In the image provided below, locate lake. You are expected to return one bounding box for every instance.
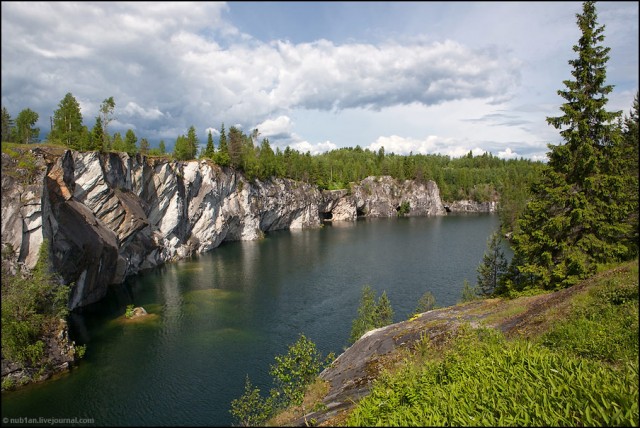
[1,213,506,426]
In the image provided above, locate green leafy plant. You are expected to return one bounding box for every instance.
[230,334,334,426]
[125,304,135,319]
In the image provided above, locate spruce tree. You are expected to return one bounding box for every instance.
[216,123,230,167]
[1,106,14,142]
[477,231,508,296]
[512,1,631,289]
[203,130,215,159]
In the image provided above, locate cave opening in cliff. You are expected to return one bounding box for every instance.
[322,211,333,221]
[356,208,366,217]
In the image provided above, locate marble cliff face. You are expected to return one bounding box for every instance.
[2,149,449,310]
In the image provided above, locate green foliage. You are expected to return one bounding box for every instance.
[2,106,14,142]
[540,263,639,363]
[459,279,479,303]
[75,344,87,359]
[476,231,508,296]
[230,376,273,427]
[511,1,636,291]
[397,201,410,217]
[112,132,125,152]
[349,285,394,344]
[139,138,149,156]
[347,325,638,427]
[49,93,84,149]
[269,334,335,406]
[99,96,115,149]
[90,117,104,151]
[1,240,70,366]
[124,129,138,156]
[13,108,39,144]
[414,291,436,315]
[230,334,334,426]
[202,130,215,159]
[125,304,135,319]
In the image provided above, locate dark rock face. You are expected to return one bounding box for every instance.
[2,150,447,311]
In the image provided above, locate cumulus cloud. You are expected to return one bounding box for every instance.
[367,135,486,158]
[1,2,521,144]
[290,140,338,155]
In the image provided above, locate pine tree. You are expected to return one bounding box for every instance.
[477,231,508,296]
[512,1,632,289]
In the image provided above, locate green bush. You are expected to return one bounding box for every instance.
[125,304,135,319]
[1,240,70,366]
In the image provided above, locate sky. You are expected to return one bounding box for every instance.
[1,1,638,161]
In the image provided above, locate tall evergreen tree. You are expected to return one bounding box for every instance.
[477,231,508,296]
[216,123,230,167]
[228,125,244,168]
[186,126,198,160]
[159,139,166,155]
[620,91,639,257]
[203,130,215,159]
[512,1,630,290]
[50,93,84,149]
[90,117,104,151]
[2,106,14,142]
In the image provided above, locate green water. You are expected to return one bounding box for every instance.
[2,214,504,426]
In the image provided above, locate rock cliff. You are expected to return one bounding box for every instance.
[2,149,447,311]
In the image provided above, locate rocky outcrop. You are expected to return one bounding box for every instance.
[352,176,446,217]
[443,199,498,213]
[2,150,447,311]
[1,319,80,391]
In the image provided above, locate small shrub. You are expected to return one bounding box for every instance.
[125,304,135,319]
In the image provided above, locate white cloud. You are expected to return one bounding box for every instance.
[367,135,486,158]
[123,102,164,120]
[290,140,338,155]
[253,116,294,139]
[497,148,519,160]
